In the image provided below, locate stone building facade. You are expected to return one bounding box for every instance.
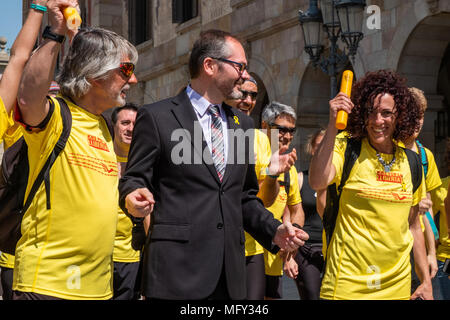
[20,0,450,175]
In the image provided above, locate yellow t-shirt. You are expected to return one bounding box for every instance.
[0,95,12,139]
[263,165,302,276]
[0,109,23,269]
[320,136,426,300]
[417,145,441,232]
[12,96,119,300]
[245,129,271,257]
[113,207,140,263]
[431,176,450,262]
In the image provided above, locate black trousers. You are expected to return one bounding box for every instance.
[293,243,324,300]
[245,253,265,300]
[0,267,13,300]
[113,261,141,300]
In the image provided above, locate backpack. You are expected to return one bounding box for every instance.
[416,139,439,240]
[0,97,72,254]
[322,137,423,256]
[0,97,114,255]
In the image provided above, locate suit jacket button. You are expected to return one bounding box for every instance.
[217,223,223,229]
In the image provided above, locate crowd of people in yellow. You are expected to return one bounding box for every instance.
[0,0,449,301]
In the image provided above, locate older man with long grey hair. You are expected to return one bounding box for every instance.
[14,0,138,300]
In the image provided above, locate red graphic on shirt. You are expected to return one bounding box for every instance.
[101,162,115,173]
[376,171,403,184]
[391,192,407,201]
[68,153,118,176]
[88,135,109,152]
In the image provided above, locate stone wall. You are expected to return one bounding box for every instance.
[18,0,450,175]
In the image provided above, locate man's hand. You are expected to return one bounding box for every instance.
[411,280,433,300]
[273,221,309,252]
[125,188,155,218]
[418,198,432,215]
[267,145,297,176]
[283,251,299,279]
[47,0,79,36]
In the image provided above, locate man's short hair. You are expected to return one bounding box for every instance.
[409,87,427,116]
[188,29,241,79]
[261,101,297,124]
[245,76,257,86]
[57,27,138,99]
[111,103,139,125]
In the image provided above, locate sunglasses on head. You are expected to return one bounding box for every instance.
[270,123,296,135]
[240,90,257,101]
[119,62,135,78]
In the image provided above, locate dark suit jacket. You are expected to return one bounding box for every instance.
[119,90,281,299]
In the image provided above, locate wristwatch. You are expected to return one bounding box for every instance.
[42,26,65,43]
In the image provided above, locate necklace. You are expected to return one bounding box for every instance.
[376,146,396,172]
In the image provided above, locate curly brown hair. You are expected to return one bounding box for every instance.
[347,70,421,142]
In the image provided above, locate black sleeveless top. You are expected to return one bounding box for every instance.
[300,170,323,244]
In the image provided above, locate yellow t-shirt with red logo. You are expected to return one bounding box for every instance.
[263,165,302,276]
[320,136,426,300]
[431,176,450,262]
[12,96,119,300]
[245,129,271,257]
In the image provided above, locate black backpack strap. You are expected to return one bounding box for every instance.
[338,138,361,195]
[21,97,72,213]
[323,137,361,248]
[101,113,115,141]
[415,140,428,177]
[402,147,422,194]
[284,169,290,196]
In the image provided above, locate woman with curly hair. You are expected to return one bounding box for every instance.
[309,69,432,300]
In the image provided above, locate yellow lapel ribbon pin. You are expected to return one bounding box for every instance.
[234,116,239,125]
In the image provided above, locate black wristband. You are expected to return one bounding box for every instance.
[42,26,65,43]
[292,223,303,230]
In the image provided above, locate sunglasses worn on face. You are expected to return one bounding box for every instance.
[212,57,248,73]
[240,90,257,101]
[270,123,296,135]
[119,62,135,78]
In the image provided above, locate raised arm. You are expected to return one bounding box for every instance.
[309,92,353,190]
[258,145,297,207]
[17,0,77,126]
[0,1,48,114]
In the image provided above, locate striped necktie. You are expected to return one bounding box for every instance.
[207,104,225,181]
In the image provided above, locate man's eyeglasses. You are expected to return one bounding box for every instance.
[270,123,296,135]
[119,62,135,78]
[240,90,257,101]
[212,57,248,73]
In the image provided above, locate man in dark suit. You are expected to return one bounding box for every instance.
[119,29,308,300]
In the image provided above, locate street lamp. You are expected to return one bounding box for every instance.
[299,0,366,98]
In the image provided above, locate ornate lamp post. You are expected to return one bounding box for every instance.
[299,0,366,98]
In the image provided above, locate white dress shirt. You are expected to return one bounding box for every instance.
[186,85,228,165]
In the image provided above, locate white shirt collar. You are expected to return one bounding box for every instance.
[186,85,222,117]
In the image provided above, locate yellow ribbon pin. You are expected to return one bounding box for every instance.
[234,116,240,125]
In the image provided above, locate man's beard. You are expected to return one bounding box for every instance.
[227,88,243,100]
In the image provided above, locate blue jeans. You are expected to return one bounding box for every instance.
[432,260,450,300]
